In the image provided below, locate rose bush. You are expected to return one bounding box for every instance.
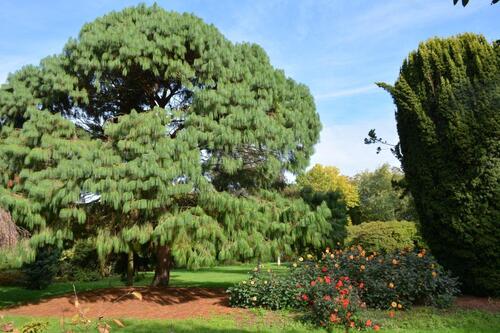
[291,247,459,309]
[227,266,302,310]
[299,274,380,332]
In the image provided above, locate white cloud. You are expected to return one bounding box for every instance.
[314,85,377,100]
[309,121,400,177]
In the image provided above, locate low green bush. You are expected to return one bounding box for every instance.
[72,268,101,282]
[22,247,60,290]
[345,220,425,253]
[227,266,302,310]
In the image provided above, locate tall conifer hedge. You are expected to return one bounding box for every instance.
[378,34,499,295]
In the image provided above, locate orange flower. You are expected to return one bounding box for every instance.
[389,310,395,318]
[432,271,437,278]
[365,319,372,327]
[329,313,338,323]
[360,265,366,271]
[397,303,403,309]
[374,324,380,331]
[417,252,424,258]
[350,321,355,328]
[342,298,349,309]
[388,282,394,289]
[392,259,398,265]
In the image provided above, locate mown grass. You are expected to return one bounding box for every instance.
[0,263,286,308]
[1,307,499,333]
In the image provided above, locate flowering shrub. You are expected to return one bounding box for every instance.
[227,266,302,310]
[291,247,459,310]
[299,275,380,332]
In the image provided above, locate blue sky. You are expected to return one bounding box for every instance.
[0,0,498,175]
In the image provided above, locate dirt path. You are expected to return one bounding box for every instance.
[1,288,498,320]
[0,287,248,320]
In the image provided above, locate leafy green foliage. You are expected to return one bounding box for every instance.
[299,187,349,247]
[345,221,425,253]
[354,165,417,223]
[378,34,500,295]
[21,247,60,290]
[297,164,359,208]
[227,266,302,310]
[291,248,459,310]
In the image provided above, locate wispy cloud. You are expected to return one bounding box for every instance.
[314,85,378,100]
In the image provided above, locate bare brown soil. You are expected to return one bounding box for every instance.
[1,288,498,320]
[0,287,248,320]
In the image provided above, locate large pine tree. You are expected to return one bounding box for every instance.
[0,5,331,286]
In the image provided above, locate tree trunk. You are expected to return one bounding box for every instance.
[152,245,171,287]
[126,250,134,286]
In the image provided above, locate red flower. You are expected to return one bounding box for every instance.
[323,295,332,301]
[365,319,372,327]
[329,313,338,323]
[350,321,355,328]
[325,276,331,284]
[359,282,365,289]
[322,266,328,272]
[342,298,349,309]
[310,280,316,287]
[301,294,309,301]
[374,324,380,331]
[336,280,343,289]
[340,288,349,296]
[389,310,395,318]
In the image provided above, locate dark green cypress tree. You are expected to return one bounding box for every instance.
[0,5,330,286]
[378,34,499,295]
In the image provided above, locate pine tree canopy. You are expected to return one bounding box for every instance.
[0,5,329,278]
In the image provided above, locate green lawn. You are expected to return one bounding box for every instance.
[1,264,499,332]
[1,308,499,333]
[0,263,286,308]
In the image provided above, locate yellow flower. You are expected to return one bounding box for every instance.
[253,267,258,271]
[299,257,304,262]
[388,282,394,289]
[307,254,313,259]
[252,296,257,301]
[391,302,397,308]
[293,263,297,267]
[432,271,437,278]
[325,248,330,253]
[392,259,398,265]
[334,263,340,268]
[250,280,255,285]
[242,281,247,284]
[330,254,335,259]
[360,265,366,271]
[264,280,268,285]
[397,304,403,309]
[267,268,271,273]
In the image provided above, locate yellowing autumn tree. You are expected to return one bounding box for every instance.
[297,164,359,208]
